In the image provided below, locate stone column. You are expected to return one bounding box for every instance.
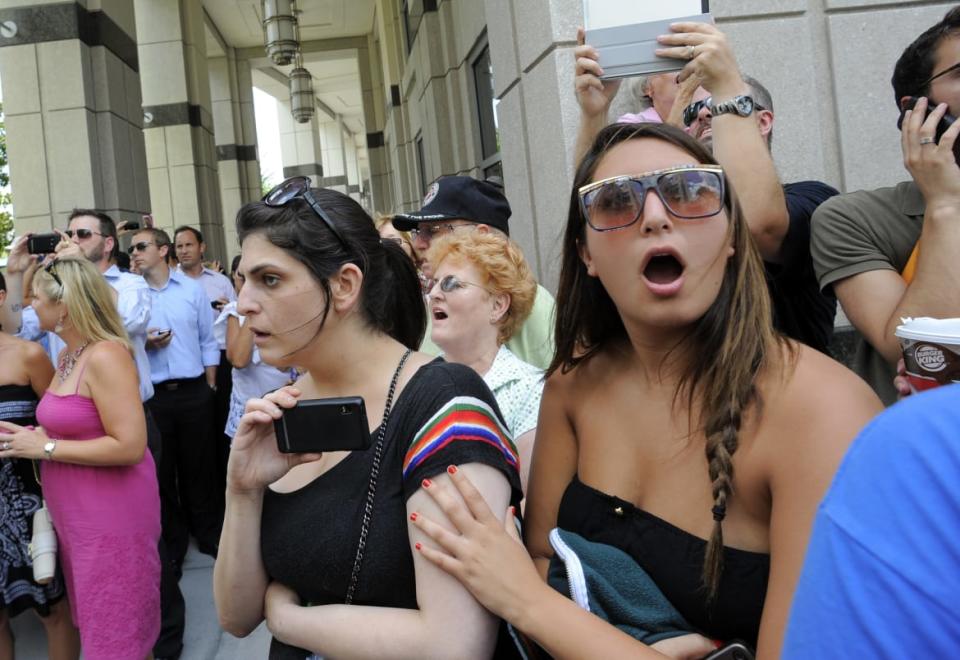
[0,0,150,233]
[318,114,347,193]
[278,100,323,186]
[357,36,390,213]
[209,53,260,261]
[135,0,225,258]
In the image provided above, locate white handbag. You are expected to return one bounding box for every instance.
[29,501,57,585]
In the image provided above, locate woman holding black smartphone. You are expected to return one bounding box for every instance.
[213,180,523,659]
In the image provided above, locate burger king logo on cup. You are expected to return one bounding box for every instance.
[915,344,947,372]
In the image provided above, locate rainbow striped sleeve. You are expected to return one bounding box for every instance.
[402,396,518,481]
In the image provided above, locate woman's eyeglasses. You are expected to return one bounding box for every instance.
[64,228,103,240]
[578,166,726,232]
[127,241,155,254]
[437,274,491,294]
[263,177,348,249]
[921,60,960,88]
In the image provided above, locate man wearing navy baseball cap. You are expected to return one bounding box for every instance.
[393,175,556,369]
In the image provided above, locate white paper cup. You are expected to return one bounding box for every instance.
[894,317,960,393]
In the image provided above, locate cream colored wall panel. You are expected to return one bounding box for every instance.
[133,0,182,45]
[169,164,201,224]
[0,44,40,116]
[164,124,195,167]
[138,41,188,105]
[38,40,91,111]
[44,108,96,213]
[5,114,50,219]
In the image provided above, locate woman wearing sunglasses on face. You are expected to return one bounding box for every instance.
[426,232,542,494]
[407,124,882,659]
[213,180,523,659]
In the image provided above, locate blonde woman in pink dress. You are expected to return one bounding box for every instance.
[0,256,160,659]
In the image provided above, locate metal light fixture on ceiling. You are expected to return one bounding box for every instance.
[289,53,315,123]
[262,0,298,65]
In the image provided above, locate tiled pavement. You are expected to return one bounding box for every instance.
[10,543,272,659]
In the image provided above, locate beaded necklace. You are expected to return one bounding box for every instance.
[57,341,90,383]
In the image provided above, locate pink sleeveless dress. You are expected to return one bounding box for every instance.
[36,361,161,660]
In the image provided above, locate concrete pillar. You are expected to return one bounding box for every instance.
[358,36,390,214]
[316,114,346,193]
[210,53,260,261]
[135,0,225,258]
[278,100,323,186]
[0,0,150,233]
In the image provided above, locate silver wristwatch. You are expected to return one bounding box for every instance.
[43,440,56,461]
[709,95,756,118]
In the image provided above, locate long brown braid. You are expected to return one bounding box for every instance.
[550,123,788,601]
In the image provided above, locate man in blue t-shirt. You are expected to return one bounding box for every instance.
[784,384,960,657]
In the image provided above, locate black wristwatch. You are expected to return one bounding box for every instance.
[709,95,755,118]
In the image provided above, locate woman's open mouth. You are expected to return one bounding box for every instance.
[432,308,448,321]
[641,252,686,296]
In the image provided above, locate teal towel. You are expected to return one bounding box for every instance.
[546,528,694,645]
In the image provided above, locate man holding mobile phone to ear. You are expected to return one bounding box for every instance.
[810,7,960,405]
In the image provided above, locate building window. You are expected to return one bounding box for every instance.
[472,44,501,181]
[415,132,427,196]
[402,0,419,55]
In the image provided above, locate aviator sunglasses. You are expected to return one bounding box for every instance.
[263,177,349,249]
[578,165,726,232]
[127,241,155,254]
[64,228,103,240]
[437,274,491,294]
[682,97,767,127]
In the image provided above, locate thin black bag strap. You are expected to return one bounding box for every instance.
[344,348,412,605]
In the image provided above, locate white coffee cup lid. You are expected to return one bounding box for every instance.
[894,317,960,342]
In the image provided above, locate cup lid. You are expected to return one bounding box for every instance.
[894,317,960,342]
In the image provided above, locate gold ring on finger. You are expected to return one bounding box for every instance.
[919,136,936,145]
[687,45,696,60]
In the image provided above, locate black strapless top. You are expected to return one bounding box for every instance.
[557,476,769,646]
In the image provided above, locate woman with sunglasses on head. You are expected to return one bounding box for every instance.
[213,179,523,659]
[426,232,543,494]
[0,257,160,659]
[406,124,882,659]
[0,271,80,659]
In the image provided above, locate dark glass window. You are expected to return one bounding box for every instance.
[472,45,499,160]
[415,133,427,195]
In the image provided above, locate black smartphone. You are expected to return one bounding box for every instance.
[702,641,755,660]
[27,233,60,254]
[210,301,222,310]
[274,397,371,453]
[898,96,959,143]
[124,221,140,231]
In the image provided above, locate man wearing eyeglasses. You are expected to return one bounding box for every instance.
[392,175,556,370]
[810,7,960,405]
[573,22,840,356]
[131,227,223,573]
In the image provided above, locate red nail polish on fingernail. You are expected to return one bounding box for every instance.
[415,542,422,551]
[509,506,516,516]
[410,512,418,522]
[713,640,724,649]
[447,465,457,475]
[422,478,431,488]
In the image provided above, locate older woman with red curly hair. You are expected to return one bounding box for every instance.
[427,231,542,492]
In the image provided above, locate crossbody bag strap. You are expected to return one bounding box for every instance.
[344,348,413,605]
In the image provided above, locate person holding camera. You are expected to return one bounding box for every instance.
[213,180,522,659]
[0,256,161,659]
[810,7,960,405]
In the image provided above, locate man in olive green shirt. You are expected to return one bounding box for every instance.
[811,8,960,404]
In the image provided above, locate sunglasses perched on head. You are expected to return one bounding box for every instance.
[578,166,726,232]
[43,260,63,289]
[682,97,767,127]
[64,228,103,240]
[127,241,155,254]
[263,177,348,250]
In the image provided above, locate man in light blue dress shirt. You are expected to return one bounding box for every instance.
[132,227,224,574]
